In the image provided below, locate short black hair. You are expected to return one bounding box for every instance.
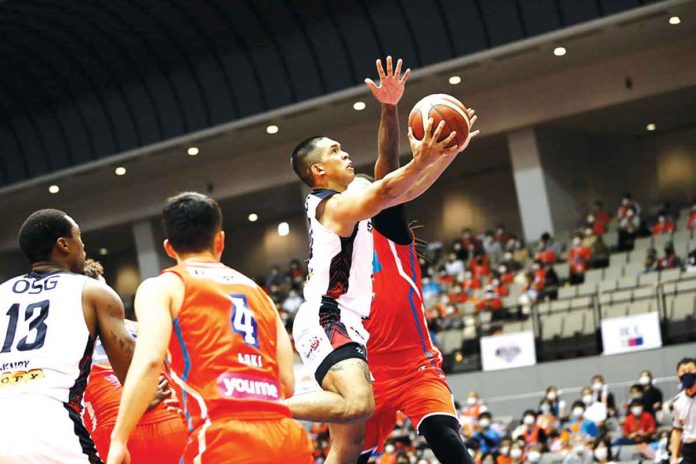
[571,400,585,410]
[291,136,324,187]
[18,209,74,263]
[162,192,222,253]
[677,357,695,370]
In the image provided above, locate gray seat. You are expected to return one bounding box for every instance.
[541,312,564,340]
[632,286,655,300]
[599,279,617,293]
[653,234,673,250]
[502,321,523,334]
[633,237,653,252]
[558,285,577,299]
[638,272,659,286]
[553,263,570,280]
[577,283,597,297]
[537,301,552,314]
[571,296,592,309]
[624,261,644,277]
[585,269,604,285]
[669,294,696,320]
[617,275,638,289]
[603,266,623,281]
[603,304,628,319]
[611,289,632,304]
[550,300,570,312]
[628,300,654,315]
[677,279,696,292]
[563,311,585,337]
[660,268,681,282]
[610,252,630,266]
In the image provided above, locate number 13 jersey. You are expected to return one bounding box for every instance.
[163,262,290,434]
[0,271,94,409]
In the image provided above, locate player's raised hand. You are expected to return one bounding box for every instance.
[106,440,131,464]
[407,118,458,164]
[364,56,411,106]
[459,108,480,152]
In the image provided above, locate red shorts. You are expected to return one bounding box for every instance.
[364,366,457,452]
[183,417,313,464]
[92,416,187,463]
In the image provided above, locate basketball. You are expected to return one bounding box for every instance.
[408,94,470,148]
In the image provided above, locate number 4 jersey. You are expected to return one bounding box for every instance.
[0,270,94,408]
[162,262,291,433]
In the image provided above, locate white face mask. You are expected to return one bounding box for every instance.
[572,407,584,418]
[479,419,491,428]
[631,406,643,416]
[594,448,608,460]
[547,392,557,401]
[659,437,668,448]
[572,238,581,247]
[639,376,651,386]
[385,444,395,454]
[500,446,510,456]
[524,415,535,425]
[592,382,603,391]
[467,397,477,406]
[527,451,541,462]
[510,448,522,459]
[582,395,593,405]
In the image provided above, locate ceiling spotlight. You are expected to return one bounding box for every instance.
[553,46,567,57]
[187,146,199,156]
[353,101,366,111]
[266,125,279,135]
[646,123,656,132]
[99,248,108,256]
[114,166,126,176]
[448,75,462,85]
[48,185,60,194]
[277,222,290,237]
[669,16,681,25]
[248,213,258,222]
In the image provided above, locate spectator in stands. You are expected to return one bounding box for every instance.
[592,436,614,464]
[497,438,513,464]
[507,235,530,265]
[537,398,560,437]
[650,430,671,464]
[508,441,525,464]
[562,401,599,441]
[618,398,656,444]
[445,252,466,281]
[590,200,611,235]
[651,214,675,236]
[639,370,663,419]
[591,375,617,417]
[617,193,641,219]
[462,390,488,419]
[513,410,548,448]
[618,205,640,251]
[472,411,501,455]
[288,258,305,286]
[462,270,482,293]
[568,235,592,285]
[281,288,303,316]
[477,284,504,315]
[546,386,567,418]
[422,277,441,306]
[688,202,696,231]
[535,232,561,264]
[460,227,480,259]
[582,227,610,269]
[642,248,660,274]
[686,247,696,274]
[658,242,683,270]
[624,384,644,415]
[495,224,511,245]
[497,264,515,287]
[265,265,285,288]
[483,229,503,262]
[579,385,608,426]
[526,445,543,464]
[448,283,468,304]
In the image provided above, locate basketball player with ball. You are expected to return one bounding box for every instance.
[288,56,478,464]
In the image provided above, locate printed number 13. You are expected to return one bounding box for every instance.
[229,295,259,348]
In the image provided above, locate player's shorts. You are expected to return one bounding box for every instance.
[293,297,369,385]
[0,394,101,464]
[182,416,313,464]
[91,416,187,464]
[363,365,457,453]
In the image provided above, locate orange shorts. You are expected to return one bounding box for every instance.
[182,416,313,464]
[364,366,457,452]
[92,416,187,463]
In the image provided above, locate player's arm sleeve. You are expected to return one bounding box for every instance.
[88,280,135,385]
[110,276,175,443]
[275,312,295,398]
[374,103,400,180]
[372,204,412,246]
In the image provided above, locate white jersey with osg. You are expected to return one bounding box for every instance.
[0,271,93,406]
[302,189,374,319]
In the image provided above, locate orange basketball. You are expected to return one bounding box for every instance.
[408,94,470,148]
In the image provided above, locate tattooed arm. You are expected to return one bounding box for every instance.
[84,279,135,385]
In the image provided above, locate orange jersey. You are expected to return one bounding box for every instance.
[164,262,290,436]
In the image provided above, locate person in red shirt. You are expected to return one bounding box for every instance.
[590,200,611,235]
[534,233,559,264]
[494,225,511,245]
[618,399,656,444]
[658,242,683,271]
[651,215,675,236]
[497,264,515,287]
[687,203,696,231]
[470,250,491,280]
[567,236,592,285]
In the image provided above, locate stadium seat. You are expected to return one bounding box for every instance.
[627,300,654,315]
[584,269,604,285]
[638,272,659,286]
[440,330,462,354]
[653,234,672,251]
[611,289,632,304]
[563,311,585,336]
[663,282,678,296]
[617,275,638,289]
[550,300,570,312]
[603,304,628,319]
[598,280,617,293]
[623,261,644,277]
[632,286,655,300]
[610,252,630,266]
[577,283,597,297]
[571,296,592,309]
[541,313,564,340]
[632,237,652,253]
[553,263,569,281]
[660,268,681,282]
[603,266,623,281]
[502,321,523,334]
[537,301,552,314]
[598,293,612,306]
[558,285,577,299]
[676,279,696,292]
[670,294,695,320]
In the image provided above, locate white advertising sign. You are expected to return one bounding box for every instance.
[480,331,537,371]
[601,311,662,355]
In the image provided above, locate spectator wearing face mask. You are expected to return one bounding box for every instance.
[592,437,614,464]
[568,235,592,285]
[460,391,489,437]
[513,410,548,448]
[494,225,511,245]
[618,193,642,220]
[585,213,606,237]
[671,357,696,464]
[639,371,663,419]
[538,399,559,437]
[497,264,515,287]
[618,399,656,444]
[546,386,567,418]
[687,248,696,274]
[506,235,530,267]
[535,232,561,264]
[471,249,491,281]
[497,438,513,464]
[562,439,594,464]
[445,252,466,282]
[591,375,617,417]
[526,445,543,464]
[652,215,675,236]
[473,412,501,455]
[590,200,611,235]
[582,227,610,269]
[658,242,683,271]
[508,441,525,464]
[648,430,671,464]
[448,283,469,304]
[483,230,504,266]
[642,248,660,274]
[562,401,599,443]
[618,205,641,252]
[688,203,696,231]
[579,385,608,426]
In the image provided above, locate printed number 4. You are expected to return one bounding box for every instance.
[229,295,258,348]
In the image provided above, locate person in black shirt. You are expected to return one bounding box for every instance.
[639,370,663,418]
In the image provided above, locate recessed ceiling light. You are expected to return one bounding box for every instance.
[553,46,566,57]
[187,146,199,156]
[448,75,461,85]
[48,185,60,194]
[248,213,258,222]
[114,166,126,176]
[353,101,366,111]
[669,15,681,25]
[266,125,279,135]
[99,248,108,256]
[646,123,656,132]
[277,222,290,237]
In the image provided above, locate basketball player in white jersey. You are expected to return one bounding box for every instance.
[0,209,136,464]
[288,57,475,464]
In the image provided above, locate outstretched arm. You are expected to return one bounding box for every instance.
[365,56,410,180]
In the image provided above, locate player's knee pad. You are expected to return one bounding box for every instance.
[419,415,474,464]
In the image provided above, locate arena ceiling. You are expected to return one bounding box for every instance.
[0,0,664,187]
